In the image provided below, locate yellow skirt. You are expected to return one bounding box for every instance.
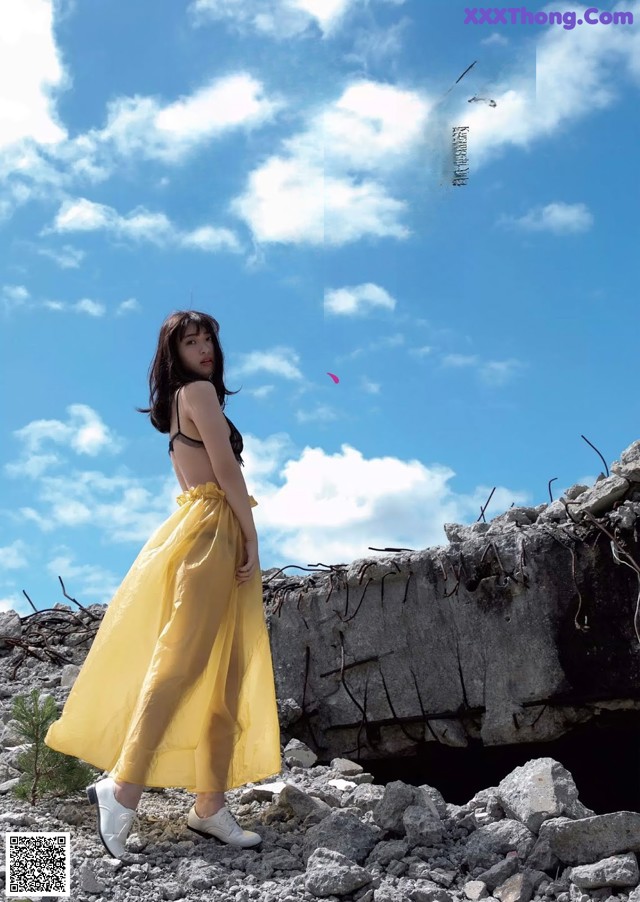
[45,482,282,793]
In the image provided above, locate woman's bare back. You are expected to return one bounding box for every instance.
[168,388,231,492]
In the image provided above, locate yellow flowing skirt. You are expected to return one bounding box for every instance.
[45,482,282,792]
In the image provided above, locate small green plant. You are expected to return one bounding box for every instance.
[10,688,99,806]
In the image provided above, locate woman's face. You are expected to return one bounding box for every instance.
[177,326,215,377]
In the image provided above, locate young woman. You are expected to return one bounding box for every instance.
[45,310,282,859]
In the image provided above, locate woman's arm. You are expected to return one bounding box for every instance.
[184,381,258,542]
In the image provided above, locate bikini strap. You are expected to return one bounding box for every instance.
[176,387,183,431]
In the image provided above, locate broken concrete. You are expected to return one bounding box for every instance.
[265,439,640,760]
[0,748,639,901]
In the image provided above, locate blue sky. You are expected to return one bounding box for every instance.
[1,0,638,614]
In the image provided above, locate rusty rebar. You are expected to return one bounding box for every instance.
[477,487,496,523]
[581,434,609,477]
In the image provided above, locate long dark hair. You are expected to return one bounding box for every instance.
[137,310,241,433]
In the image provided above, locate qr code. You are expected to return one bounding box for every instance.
[5,831,71,898]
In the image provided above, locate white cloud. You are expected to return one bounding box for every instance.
[231,80,430,246]
[344,17,409,70]
[46,551,121,602]
[295,81,430,172]
[75,298,106,316]
[48,197,242,252]
[38,244,85,268]
[0,593,25,614]
[9,405,124,461]
[243,437,530,567]
[116,298,141,316]
[325,282,396,316]
[231,346,305,380]
[5,453,61,478]
[440,354,526,387]
[0,540,29,570]
[75,73,283,166]
[500,202,594,235]
[2,285,30,312]
[181,225,242,252]
[0,0,68,150]
[52,197,112,232]
[481,32,509,46]
[0,67,281,214]
[190,0,406,39]
[296,404,340,423]
[14,470,180,544]
[441,354,478,368]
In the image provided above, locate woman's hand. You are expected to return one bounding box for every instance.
[237,537,260,584]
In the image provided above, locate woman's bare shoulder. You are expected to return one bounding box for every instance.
[182,380,218,409]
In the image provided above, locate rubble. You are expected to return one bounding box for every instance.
[0,742,639,902]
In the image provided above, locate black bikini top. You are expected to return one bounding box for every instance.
[168,386,244,466]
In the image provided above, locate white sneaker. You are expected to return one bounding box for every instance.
[187,804,262,848]
[86,777,140,858]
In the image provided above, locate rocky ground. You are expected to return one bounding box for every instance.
[1,748,640,902]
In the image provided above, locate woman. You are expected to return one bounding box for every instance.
[44,310,282,859]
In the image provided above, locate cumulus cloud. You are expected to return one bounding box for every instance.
[16,470,181,544]
[0,0,68,150]
[81,73,282,165]
[8,405,124,466]
[231,80,431,246]
[0,70,282,212]
[243,437,530,567]
[1,285,30,312]
[0,540,29,570]
[47,197,242,252]
[116,298,141,316]
[324,282,396,316]
[499,201,594,235]
[41,297,106,315]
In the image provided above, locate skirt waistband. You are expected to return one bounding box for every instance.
[176,482,257,508]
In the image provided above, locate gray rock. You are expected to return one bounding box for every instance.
[464,880,490,899]
[466,820,537,869]
[303,809,380,864]
[408,888,452,902]
[496,758,594,833]
[417,784,448,819]
[345,783,386,814]
[278,697,303,728]
[567,474,629,517]
[403,805,445,847]
[373,781,440,835]
[525,834,561,873]
[277,782,332,821]
[494,870,544,902]
[538,813,640,865]
[569,853,640,889]
[367,839,410,866]
[331,758,364,776]
[305,847,372,897]
[0,611,21,651]
[283,738,317,768]
[477,856,520,891]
